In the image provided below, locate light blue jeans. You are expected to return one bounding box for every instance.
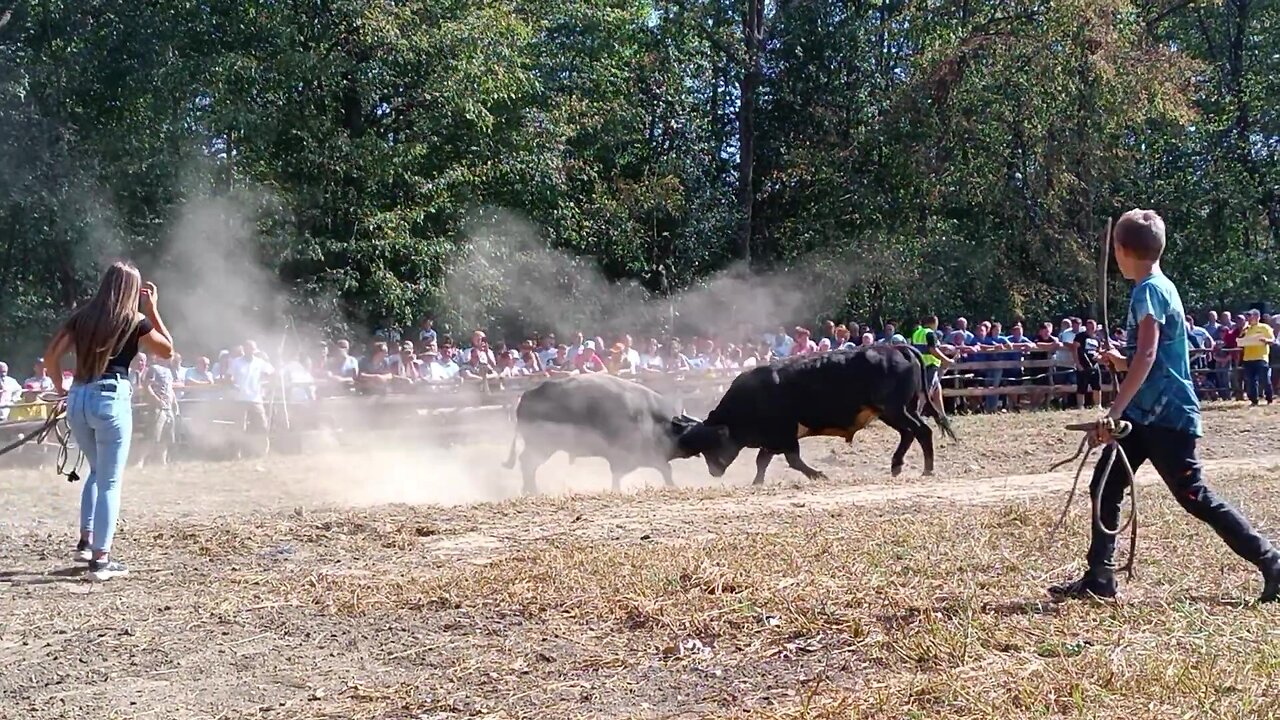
[67,378,133,554]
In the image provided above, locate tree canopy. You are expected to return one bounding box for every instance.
[1,0,1276,354]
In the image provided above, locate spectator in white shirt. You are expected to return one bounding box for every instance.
[129,353,148,387]
[619,335,641,370]
[282,353,317,402]
[535,334,557,366]
[725,347,744,369]
[465,330,497,367]
[213,349,233,381]
[566,332,585,363]
[230,345,275,457]
[422,348,461,382]
[514,341,543,375]
[326,339,360,385]
[184,356,215,386]
[0,362,23,421]
[637,338,665,373]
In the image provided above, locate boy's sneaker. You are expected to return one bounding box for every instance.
[1047,569,1117,600]
[73,540,92,563]
[87,559,129,582]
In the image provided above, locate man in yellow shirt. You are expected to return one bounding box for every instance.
[1241,308,1275,405]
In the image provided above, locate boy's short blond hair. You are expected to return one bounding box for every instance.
[1114,208,1166,261]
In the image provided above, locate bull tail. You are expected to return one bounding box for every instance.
[503,428,519,469]
[922,392,958,442]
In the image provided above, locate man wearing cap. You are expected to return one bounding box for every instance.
[605,342,632,374]
[422,345,461,383]
[390,340,422,384]
[574,340,606,373]
[24,358,54,393]
[1241,308,1275,405]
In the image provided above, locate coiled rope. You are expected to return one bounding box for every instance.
[1047,418,1138,579]
[0,395,84,482]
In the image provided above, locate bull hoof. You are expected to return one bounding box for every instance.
[751,478,766,487]
[891,465,903,477]
[812,472,829,482]
[521,484,539,496]
[922,469,935,477]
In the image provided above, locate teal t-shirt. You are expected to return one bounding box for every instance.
[1123,270,1202,437]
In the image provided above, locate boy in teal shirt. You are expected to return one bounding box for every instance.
[1049,209,1280,602]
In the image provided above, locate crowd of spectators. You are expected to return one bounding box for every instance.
[4,309,1278,427]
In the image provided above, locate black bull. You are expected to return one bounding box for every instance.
[503,373,700,494]
[676,344,958,483]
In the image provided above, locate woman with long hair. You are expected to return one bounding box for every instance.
[44,261,174,582]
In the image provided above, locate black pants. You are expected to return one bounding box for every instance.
[1088,423,1276,570]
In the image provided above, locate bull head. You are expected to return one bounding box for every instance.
[673,420,739,476]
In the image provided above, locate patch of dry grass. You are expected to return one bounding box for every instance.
[7,404,1280,719]
[119,471,1276,718]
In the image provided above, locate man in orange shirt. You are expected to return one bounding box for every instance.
[1240,308,1275,405]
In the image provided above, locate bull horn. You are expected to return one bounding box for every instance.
[675,413,702,424]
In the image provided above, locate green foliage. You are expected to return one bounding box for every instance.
[0,0,1277,355]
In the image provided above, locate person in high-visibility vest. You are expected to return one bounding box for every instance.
[912,315,952,415]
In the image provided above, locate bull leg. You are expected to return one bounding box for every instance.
[659,462,675,489]
[608,462,636,493]
[783,450,827,482]
[879,409,921,477]
[914,418,935,476]
[519,447,550,496]
[753,449,774,486]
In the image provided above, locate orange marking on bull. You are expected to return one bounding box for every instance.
[797,408,879,444]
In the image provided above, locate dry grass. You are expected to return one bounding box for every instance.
[5,404,1280,719]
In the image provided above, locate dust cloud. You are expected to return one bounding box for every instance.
[106,195,870,511]
[150,192,288,355]
[446,207,867,342]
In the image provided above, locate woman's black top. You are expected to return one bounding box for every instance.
[103,316,153,376]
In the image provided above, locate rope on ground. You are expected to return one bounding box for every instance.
[1046,418,1139,579]
[0,394,83,482]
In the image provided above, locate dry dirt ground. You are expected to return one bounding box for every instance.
[4,403,1280,719]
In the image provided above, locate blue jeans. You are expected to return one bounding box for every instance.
[1243,360,1273,404]
[67,378,134,553]
[1215,365,1233,400]
[984,369,1004,412]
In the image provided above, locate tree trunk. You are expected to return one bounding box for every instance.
[737,0,763,266]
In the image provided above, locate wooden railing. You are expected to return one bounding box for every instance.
[0,347,1261,444]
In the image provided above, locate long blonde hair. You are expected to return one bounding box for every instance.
[63,262,143,381]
